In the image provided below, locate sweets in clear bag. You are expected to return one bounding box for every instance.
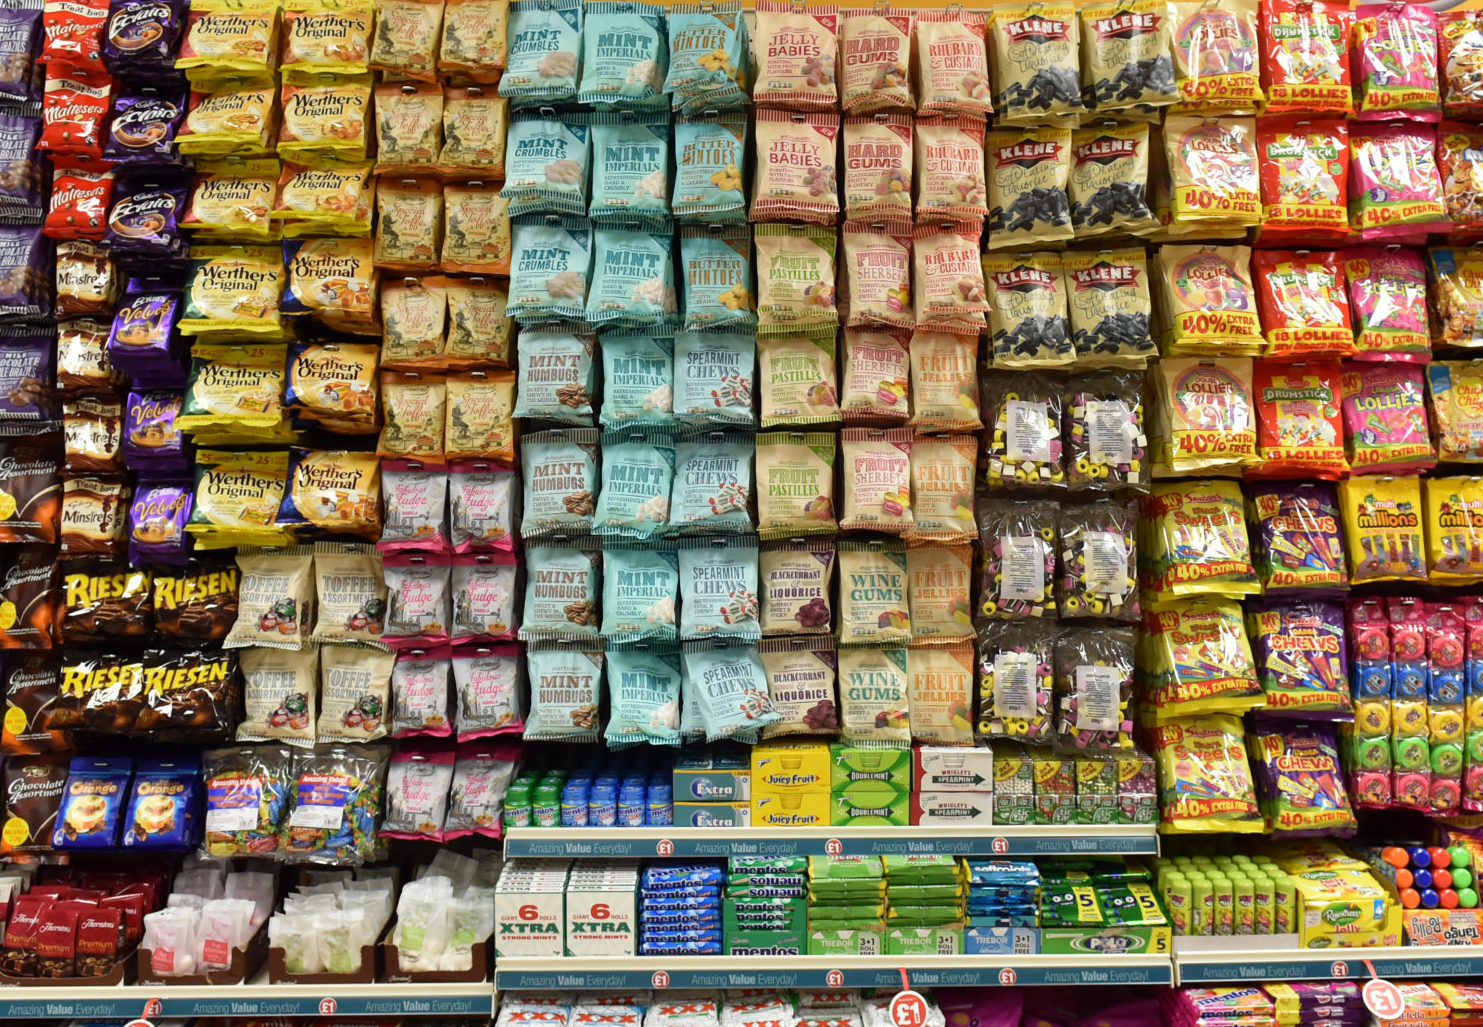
[1339,474,1427,584]
[977,619,1057,743]
[1349,123,1448,240]
[1258,0,1353,115]
[1339,362,1434,474]
[1057,498,1138,623]
[1342,246,1430,360]
[1251,250,1353,361]
[1142,479,1259,600]
[1255,117,1348,237]
[984,373,1064,490]
[1140,597,1262,719]
[1251,361,1346,480]
[1149,714,1263,834]
[1066,370,1146,492]
[1354,1,1440,121]
[978,498,1057,620]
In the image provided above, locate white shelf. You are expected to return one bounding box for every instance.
[494,954,1174,990]
[503,824,1159,859]
[1175,939,1483,984]
[0,974,496,1019]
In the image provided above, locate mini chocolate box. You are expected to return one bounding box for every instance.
[52,756,132,849]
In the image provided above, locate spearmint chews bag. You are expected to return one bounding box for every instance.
[523,643,602,741]
[605,646,683,747]
[520,540,600,639]
[578,0,668,109]
[672,114,747,222]
[671,429,753,532]
[586,228,677,330]
[600,333,674,428]
[681,641,778,741]
[521,429,599,536]
[589,114,670,228]
[665,0,748,114]
[512,331,596,423]
[678,535,760,640]
[501,0,582,106]
[673,330,755,426]
[501,115,591,219]
[680,227,755,331]
[602,540,679,641]
[593,428,674,538]
[508,219,591,325]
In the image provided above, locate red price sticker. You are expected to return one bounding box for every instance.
[1363,979,1405,1020]
[890,990,929,1027]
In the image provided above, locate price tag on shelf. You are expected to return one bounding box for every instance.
[890,990,929,1027]
[1363,979,1405,1020]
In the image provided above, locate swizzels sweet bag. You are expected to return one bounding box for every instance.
[1259,0,1353,115]
[1256,116,1348,238]
[1251,249,1354,361]
[1354,1,1440,121]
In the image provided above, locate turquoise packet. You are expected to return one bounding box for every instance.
[677,534,759,641]
[664,0,748,114]
[500,0,582,106]
[681,641,778,742]
[590,114,671,228]
[508,218,591,326]
[521,429,599,537]
[523,643,603,742]
[512,331,595,423]
[680,226,755,331]
[502,116,590,219]
[586,228,676,330]
[605,645,684,747]
[673,330,755,427]
[519,539,600,640]
[602,540,679,641]
[578,0,668,109]
[600,333,674,429]
[672,114,746,222]
[671,429,753,533]
[593,427,675,539]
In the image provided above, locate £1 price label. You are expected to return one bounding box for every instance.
[890,991,929,1027]
[1363,980,1405,1020]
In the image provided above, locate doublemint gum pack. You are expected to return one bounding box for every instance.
[520,541,599,639]
[508,219,591,325]
[502,115,590,219]
[681,641,778,742]
[578,0,668,109]
[672,114,746,222]
[512,331,595,423]
[521,429,599,536]
[590,115,670,228]
[680,227,755,331]
[678,536,760,641]
[605,645,683,747]
[594,428,675,538]
[672,429,753,532]
[587,228,677,329]
[664,1,748,114]
[602,541,680,641]
[600,332,674,427]
[673,330,755,426]
[501,0,582,106]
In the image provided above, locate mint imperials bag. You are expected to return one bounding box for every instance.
[593,427,674,539]
[602,540,679,642]
[578,0,668,109]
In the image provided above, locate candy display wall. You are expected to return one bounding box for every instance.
[20,0,1483,1019]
